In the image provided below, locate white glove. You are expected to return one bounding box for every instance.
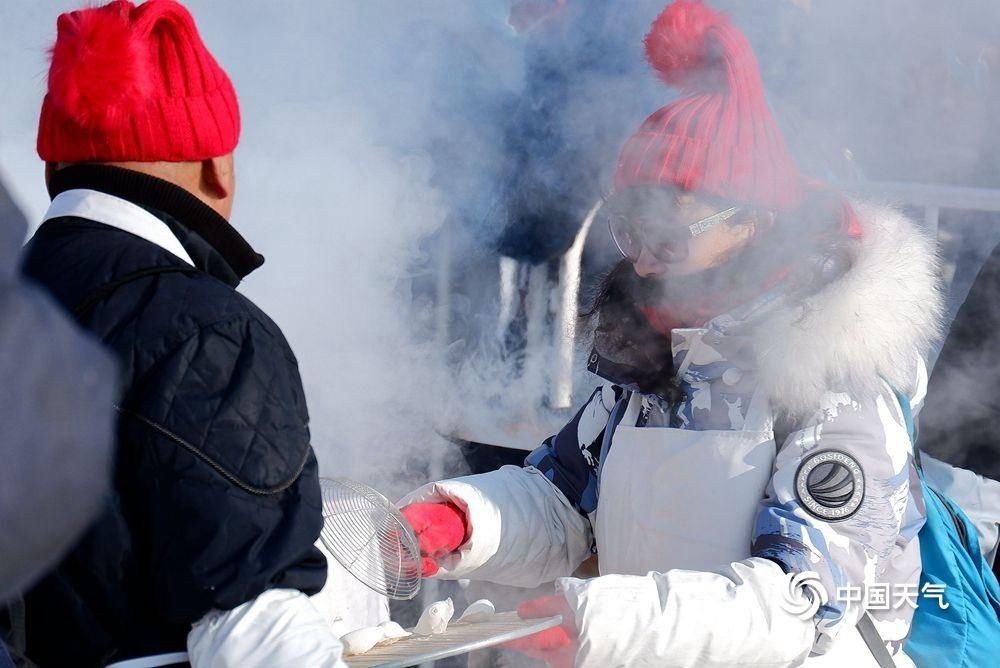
[187,588,347,667]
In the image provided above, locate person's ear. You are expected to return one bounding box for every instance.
[200,154,234,201]
[744,209,775,240]
[757,210,777,232]
[735,214,757,243]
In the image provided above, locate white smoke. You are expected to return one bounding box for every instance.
[198,0,528,493]
[2,0,999,496]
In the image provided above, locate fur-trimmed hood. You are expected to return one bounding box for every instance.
[754,201,943,413]
[589,201,944,414]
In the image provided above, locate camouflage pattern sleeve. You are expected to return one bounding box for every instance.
[524,384,617,515]
[751,384,925,649]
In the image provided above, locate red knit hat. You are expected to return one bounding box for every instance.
[614,0,803,211]
[37,0,240,163]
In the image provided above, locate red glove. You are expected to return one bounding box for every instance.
[504,594,578,668]
[400,502,468,577]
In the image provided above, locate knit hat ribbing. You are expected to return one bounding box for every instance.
[37,0,239,163]
[614,0,803,211]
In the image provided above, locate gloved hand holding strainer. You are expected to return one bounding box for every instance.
[399,502,469,577]
[318,478,424,600]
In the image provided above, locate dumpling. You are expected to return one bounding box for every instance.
[413,597,455,635]
[457,599,495,623]
[340,626,385,656]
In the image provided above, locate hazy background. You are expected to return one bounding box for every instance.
[2,0,999,495]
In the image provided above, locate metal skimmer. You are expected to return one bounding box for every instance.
[319,478,422,601]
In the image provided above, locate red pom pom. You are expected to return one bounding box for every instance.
[47,1,152,131]
[644,0,729,90]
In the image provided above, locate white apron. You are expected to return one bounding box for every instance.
[594,385,775,576]
[589,340,906,666]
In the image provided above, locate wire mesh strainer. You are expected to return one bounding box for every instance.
[319,477,422,600]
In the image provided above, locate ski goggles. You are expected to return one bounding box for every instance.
[607,205,742,264]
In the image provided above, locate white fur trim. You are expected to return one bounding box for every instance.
[756,202,943,414]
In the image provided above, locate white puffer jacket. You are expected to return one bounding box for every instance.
[403,203,944,667]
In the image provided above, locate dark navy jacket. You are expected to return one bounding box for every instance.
[20,165,326,666]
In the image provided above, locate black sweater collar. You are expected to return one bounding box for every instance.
[48,164,265,283]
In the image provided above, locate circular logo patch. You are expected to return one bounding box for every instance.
[795,450,865,521]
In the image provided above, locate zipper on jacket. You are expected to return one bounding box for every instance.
[596,391,633,491]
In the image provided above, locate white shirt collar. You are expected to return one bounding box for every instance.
[42,189,195,267]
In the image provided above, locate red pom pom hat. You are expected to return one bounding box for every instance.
[615,0,803,211]
[37,0,239,163]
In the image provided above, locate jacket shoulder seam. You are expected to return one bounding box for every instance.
[115,404,311,496]
[144,311,296,374]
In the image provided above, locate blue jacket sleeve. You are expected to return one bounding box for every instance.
[524,385,617,514]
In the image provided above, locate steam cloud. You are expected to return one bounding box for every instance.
[1,0,998,496]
